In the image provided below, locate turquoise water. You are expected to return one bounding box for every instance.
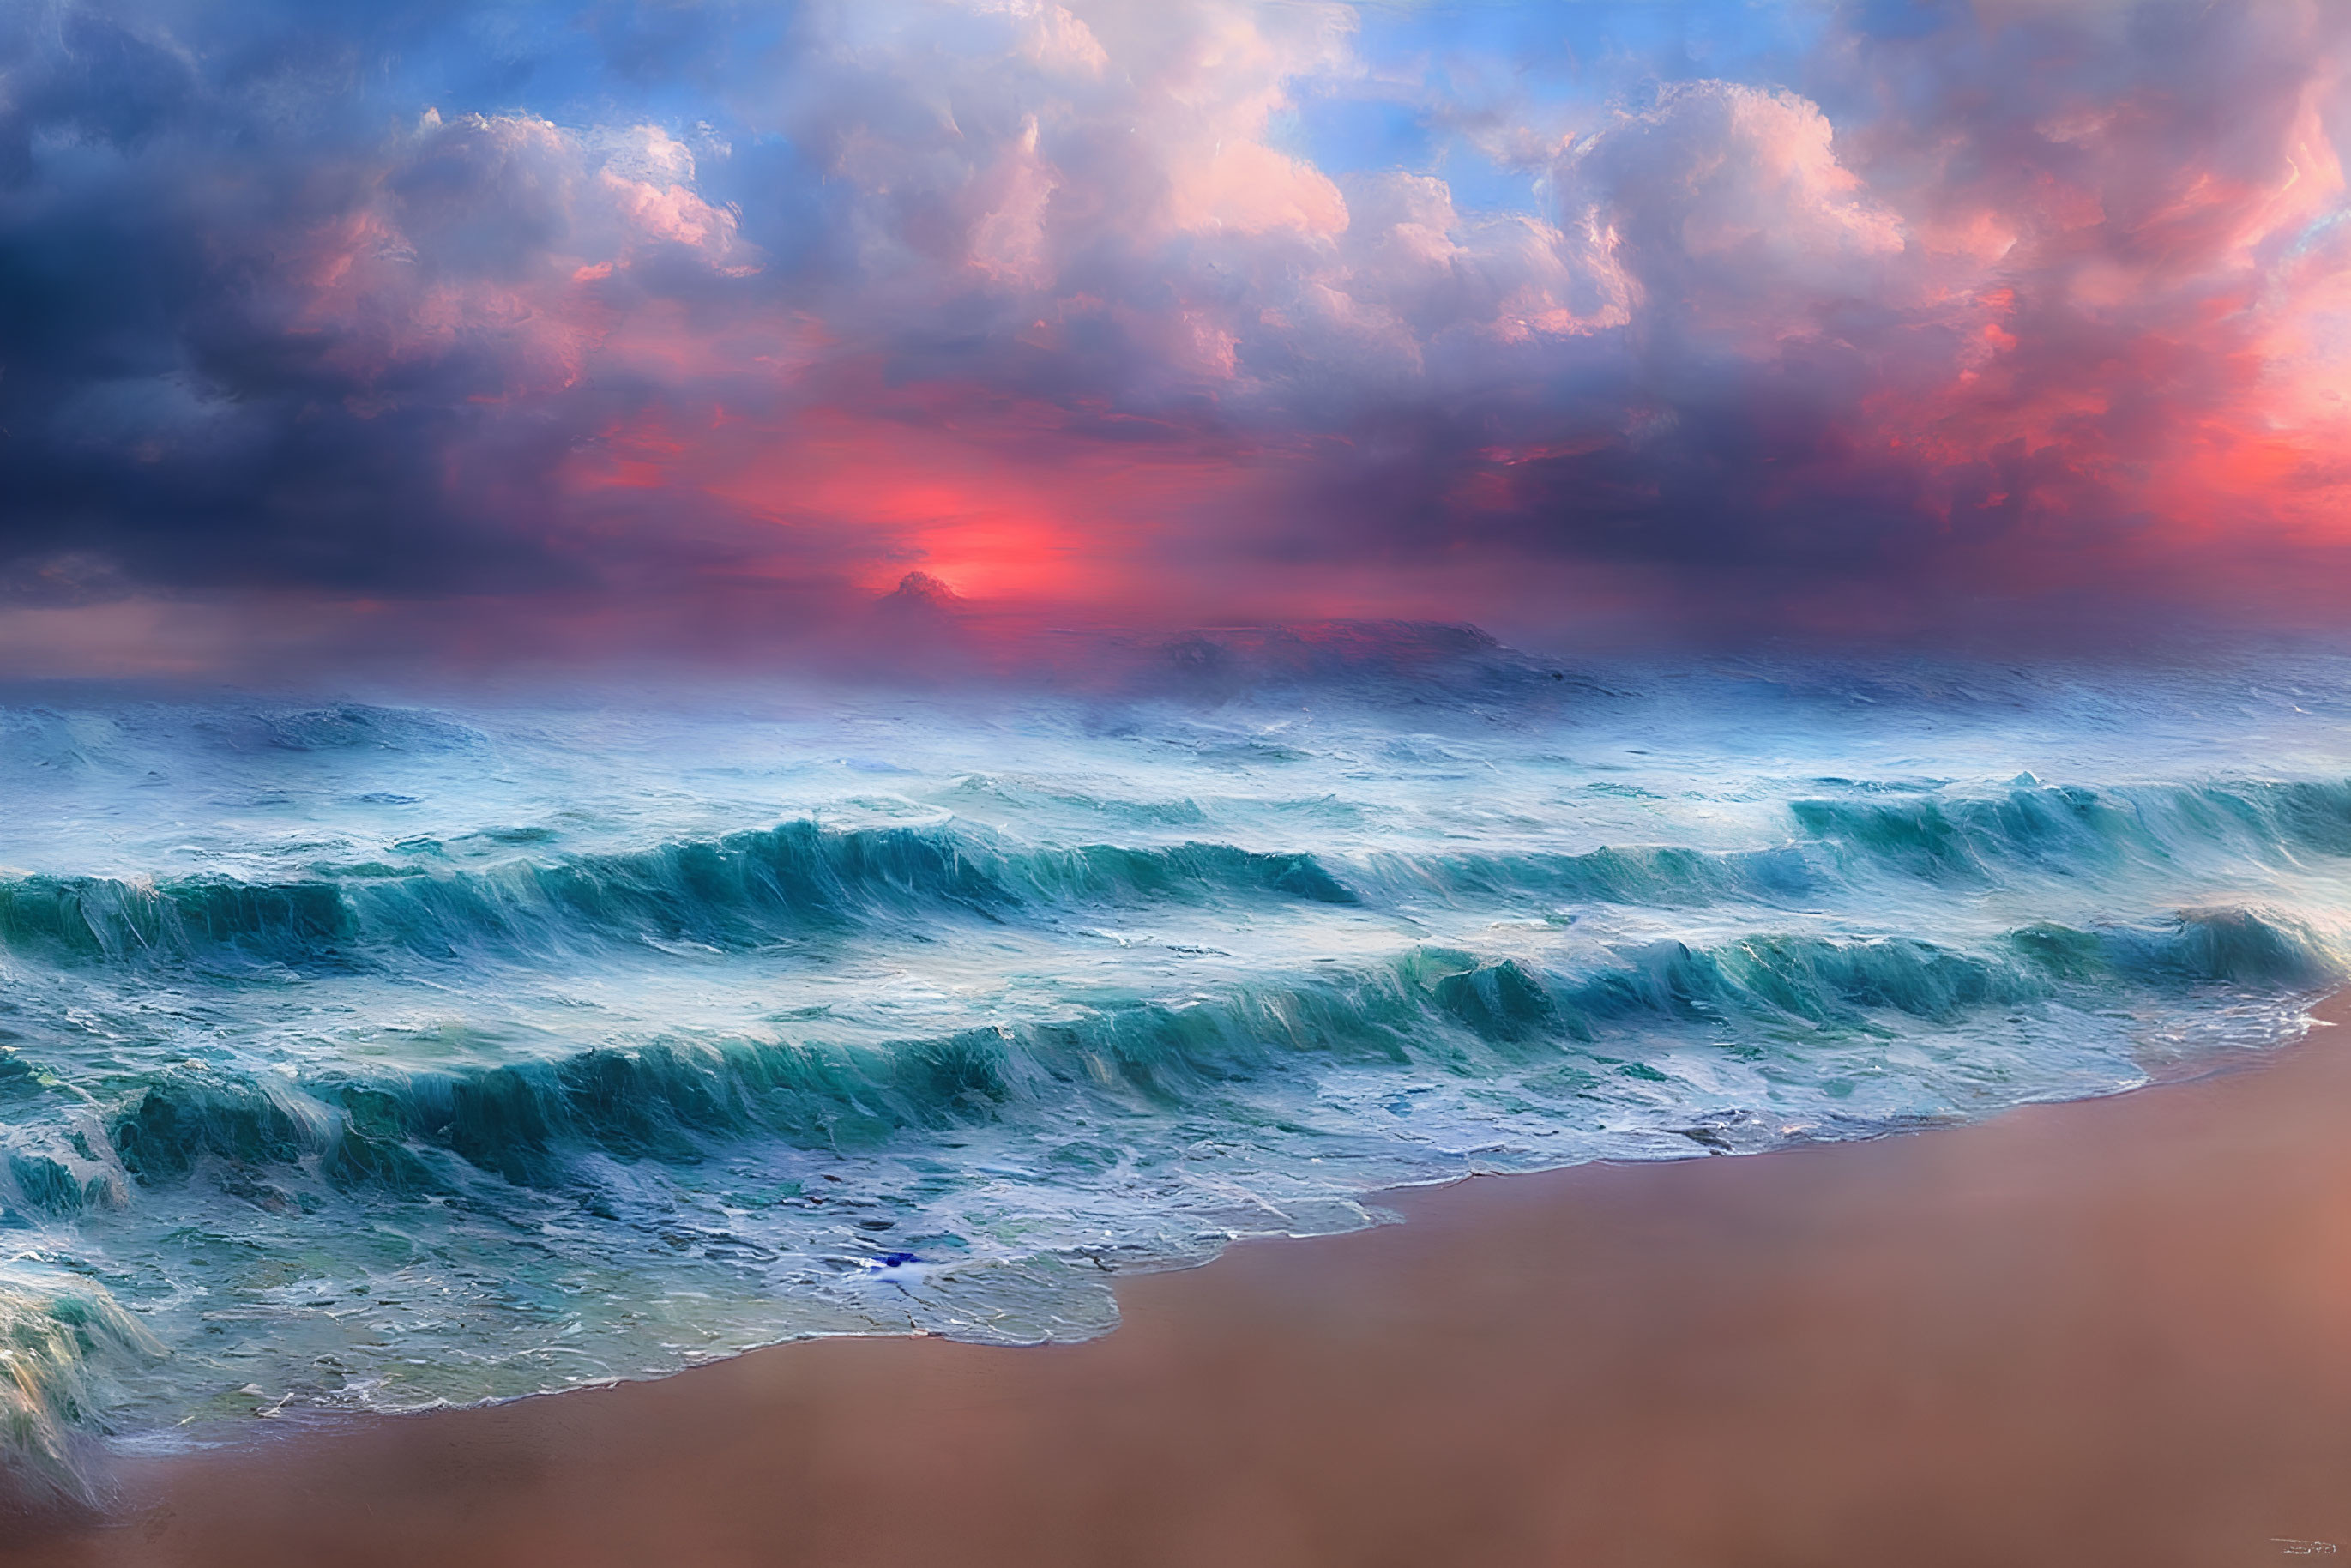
[4,647,2349,1481]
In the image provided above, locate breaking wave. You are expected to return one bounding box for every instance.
[0,827,1359,969]
[9,909,2322,1216]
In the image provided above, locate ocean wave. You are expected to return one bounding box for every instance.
[197,703,491,755]
[1793,780,2351,882]
[0,826,1362,969]
[32,910,2324,1208]
[1360,843,1820,908]
[15,778,2351,977]
[0,1271,165,1499]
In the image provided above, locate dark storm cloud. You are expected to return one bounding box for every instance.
[0,1,794,606]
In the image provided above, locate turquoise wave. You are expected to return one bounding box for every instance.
[1789,780,2351,880]
[0,826,1359,968]
[9,909,2320,1222]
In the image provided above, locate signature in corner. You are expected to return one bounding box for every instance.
[2272,1541,2341,1558]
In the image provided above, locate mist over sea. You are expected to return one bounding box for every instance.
[7,633,2350,1483]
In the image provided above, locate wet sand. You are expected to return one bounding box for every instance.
[15,999,2351,1567]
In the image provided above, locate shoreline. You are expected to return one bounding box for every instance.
[13,998,2351,1565]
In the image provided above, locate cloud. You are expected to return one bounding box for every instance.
[3,0,2349,666]
[1553,81,1906,342]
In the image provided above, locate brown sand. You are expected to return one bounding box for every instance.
[15,999,2351,1567]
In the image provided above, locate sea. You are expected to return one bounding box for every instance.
[5,632,2349,1485]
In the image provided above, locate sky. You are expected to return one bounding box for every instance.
[3,0,2350,674]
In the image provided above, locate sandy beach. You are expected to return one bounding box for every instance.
[9,998,2351,1568]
